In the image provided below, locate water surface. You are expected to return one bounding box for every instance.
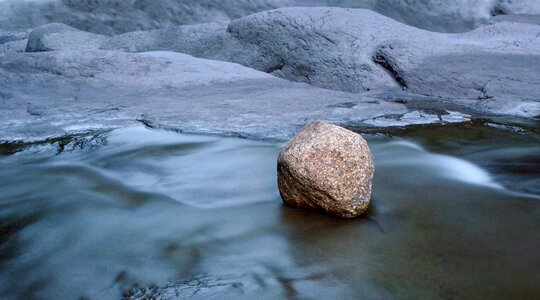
[0,124,538,299]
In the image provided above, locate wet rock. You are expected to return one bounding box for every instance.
[0,0,283,35]
[374,19,540,118]
[228,7,540,115]
[0,29,28,54]
[1,50,469,142]
[225,8,432,93]
[99,7,540,118]
[494,0,540,16]
[277,121,374,218]
[101,22,267,70]
[319,0,539,33]
[0,29,27,45]
[105,8,426,92]
[489,14,540,25]
[2,0,540,34]
[26,23,107,52]
[17,7,539,122]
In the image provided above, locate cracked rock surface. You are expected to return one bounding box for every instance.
[1,50,469,143]
[35,7,539,118]
[2,5,539,143]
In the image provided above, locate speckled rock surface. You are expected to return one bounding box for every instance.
[277,120,374,218]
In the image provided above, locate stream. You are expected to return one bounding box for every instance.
[0,122,539,299]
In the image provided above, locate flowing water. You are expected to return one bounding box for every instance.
[0,122,539,299]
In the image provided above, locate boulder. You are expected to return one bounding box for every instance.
[277,120,374,218]
[0,0,284,35]
[106,8,430,92]
[23,7,540,118]
[1,50,468,143]
[26,23,108,52]
[226,8,423,93]
[101,22,269,70]
[489,14,540,25]
[374,20,540,117]
[100,7,540,118]
[233,7,537,97]
[0,29,28,45]
[2,0,540,34]
[0,29,28,54]
[226,7,540,104]
[494,0,540,15]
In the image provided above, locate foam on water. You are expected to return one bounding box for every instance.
[372,140,503,189]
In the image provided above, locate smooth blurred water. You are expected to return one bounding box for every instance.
[0,124,538,299]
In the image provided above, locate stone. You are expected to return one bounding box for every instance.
[25,23,107,52]
[1,50,468,143]
[277,120,374,218]
[104,8,421,92]
[225,7,427,93]
[96,7,540,118]
[0,0,283,35]
[0,29,28,54]
[101,22,267,70]
[2,0,540,34]
[489,14,540,26]
[374,19,540,118]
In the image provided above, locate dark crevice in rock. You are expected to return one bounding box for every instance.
[0,35,18,44]
[55,134,107,154]
[25,106,42,117]
[475,78,495,100]
[266,61,285,74]
[0,133,107,155]
[327,102,357,109]
[491,4,509,17]
[476,85,494,100]
[0,91,13,100]
[136,117,156,129]
[122,275,245,299]
[372,54,408,90]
